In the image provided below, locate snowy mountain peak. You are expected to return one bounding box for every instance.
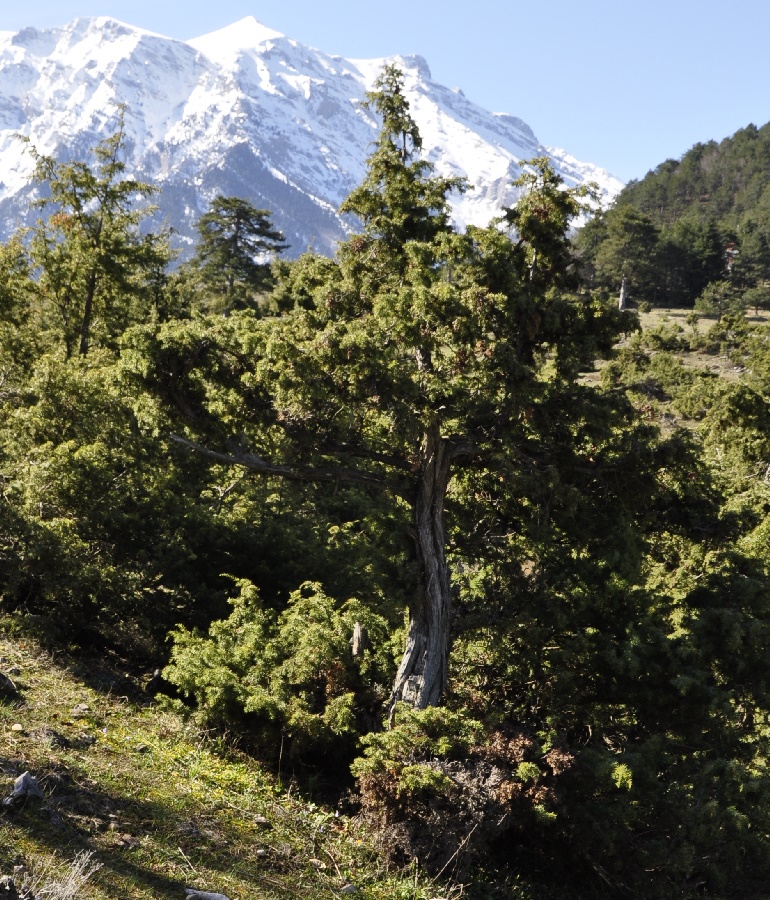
[57,16,166,46]
[0,16,623,257]
[189,17,286,59]
[393,54,433,81]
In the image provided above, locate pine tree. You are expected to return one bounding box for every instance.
[192,196,287,313]
[591,205,662,305]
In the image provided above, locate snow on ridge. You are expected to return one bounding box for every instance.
[546,145,624,196]
[350,53,432,85]
[68,16,167,38]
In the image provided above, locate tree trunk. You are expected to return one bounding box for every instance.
[79,268,98,356]
[389,423,452,714]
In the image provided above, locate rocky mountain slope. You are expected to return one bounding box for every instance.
[0,16,623,257]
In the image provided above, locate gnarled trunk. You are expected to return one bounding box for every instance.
[79,268,98,356]
[389,424,452,713]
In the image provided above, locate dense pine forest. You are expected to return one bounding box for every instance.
[575,121,770,317]
[4,70,770,898]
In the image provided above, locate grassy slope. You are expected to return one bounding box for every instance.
[582,308,770,389]
[0,630,456,900]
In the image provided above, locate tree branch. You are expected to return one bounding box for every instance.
[324,440,414,473]
[169,433,408,498]
[446,435,481,461]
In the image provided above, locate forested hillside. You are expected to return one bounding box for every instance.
[4,70,770,899]
[575,122,770,315]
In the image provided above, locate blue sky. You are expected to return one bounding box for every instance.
[4,0,770,183]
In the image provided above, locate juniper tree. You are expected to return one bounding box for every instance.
[130,65,621,712]
[23,111,167,356]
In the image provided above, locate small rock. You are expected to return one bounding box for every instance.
[37,728,70,749]
[253,814,271,828]
[7,668,21,677]
[116,833,139,848]
[0,673,19,698]
[308,858,325,869]
[2,772,43,810]
[255,848,268,858]
[184,891,232,900]
[340,886,359,895]
[10,724,23,733]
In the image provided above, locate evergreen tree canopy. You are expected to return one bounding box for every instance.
[129,66,627,715]
[23,110,168,355]
[340,64,466,253]
[192,195,287,312]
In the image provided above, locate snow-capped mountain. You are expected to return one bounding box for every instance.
[0,16,623,257]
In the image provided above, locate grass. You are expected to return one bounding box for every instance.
[580,305,765,386]
[638,306,770,329]
[0,628,460,900]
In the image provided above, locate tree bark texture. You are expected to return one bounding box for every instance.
[389,423,452,712]
[79,268,98,356]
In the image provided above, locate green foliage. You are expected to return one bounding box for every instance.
[130,64,628,717]
[3,65,770,899]
[353,707,570,876]
[0,349,225,649]
[621,123,770,229]
[503,156,594,293]
[22,111,170,356]
[577,206,727,310]
[118,72,770,892]
[340,64,465,251]
[577,121,770,314]
[190,195,287,314]
[695,278,745,320]
[355,706,482,770]
[591,205,662,302]
[165,580,394,755]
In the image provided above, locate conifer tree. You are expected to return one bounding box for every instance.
[131,65,622,712]
[192,196,286,313]
[591,205,662,305]
[24,110,167,356]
